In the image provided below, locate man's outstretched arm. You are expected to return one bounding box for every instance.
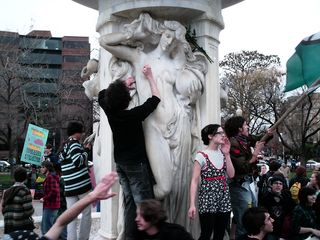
[45,172,118,240]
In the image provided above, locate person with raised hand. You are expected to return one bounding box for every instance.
[2,172,118,240]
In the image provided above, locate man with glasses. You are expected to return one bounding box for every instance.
[259,175,296,239]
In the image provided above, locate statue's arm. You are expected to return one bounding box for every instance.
[99,32,137,62]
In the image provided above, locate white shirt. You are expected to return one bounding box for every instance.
[195,149,224,170]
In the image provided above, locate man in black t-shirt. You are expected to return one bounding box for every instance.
[98,64,160,240]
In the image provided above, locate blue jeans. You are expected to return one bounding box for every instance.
[116,162,154,240]
[41,208,58,235]
[229,179,256,239]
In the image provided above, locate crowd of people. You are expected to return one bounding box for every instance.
[2,65,320,240]
[3,114,320,240]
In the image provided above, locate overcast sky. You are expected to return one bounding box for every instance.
[1,0,320,67]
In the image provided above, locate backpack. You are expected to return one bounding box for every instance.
[290,181,301,203]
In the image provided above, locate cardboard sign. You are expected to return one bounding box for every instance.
[21,124,49,166]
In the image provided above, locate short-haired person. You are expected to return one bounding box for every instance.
[59,121,92,240]
[291,187,320,240]
[2,172,118,240]
[188,124,234,240]
[40,160,60,235]
[257,161,285,204]
[224,116,271,238]
[241,207,274,240]
[1,166,35,234]
[259,175,296,239]
[98,64,160,240]
[135,199,194,240]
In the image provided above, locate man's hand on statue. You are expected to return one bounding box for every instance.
[142,64,153,80]
[89,172,118,201]
[188,206,197,220]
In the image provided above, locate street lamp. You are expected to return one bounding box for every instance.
[52,131,56,150]
[280,133,285,161]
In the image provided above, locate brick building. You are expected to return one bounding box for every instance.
[0,30,92,160]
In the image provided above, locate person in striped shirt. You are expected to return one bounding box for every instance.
[2,166,35,234]
[59,121,92,240]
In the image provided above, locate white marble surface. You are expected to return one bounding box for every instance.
[74,0,243,239]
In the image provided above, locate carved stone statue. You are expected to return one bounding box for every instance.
[81,59,100,100]
[99,13,207,231]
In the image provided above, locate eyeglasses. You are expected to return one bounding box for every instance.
[272,181,283,185]
[215,131,225,136]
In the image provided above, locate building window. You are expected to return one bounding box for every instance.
[19,52,62,65]
[20,38,62,50]
[63,41,89,49]
[63,55,88,63]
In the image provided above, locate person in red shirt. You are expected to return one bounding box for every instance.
[40,160,60,235]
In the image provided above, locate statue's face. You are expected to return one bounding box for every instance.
[160,29,177,52]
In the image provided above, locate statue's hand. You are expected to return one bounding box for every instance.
[124,19,150,40]
[133,29,149,40]
[189,75,203,93]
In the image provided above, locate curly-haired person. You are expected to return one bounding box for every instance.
[98,64,160,240]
